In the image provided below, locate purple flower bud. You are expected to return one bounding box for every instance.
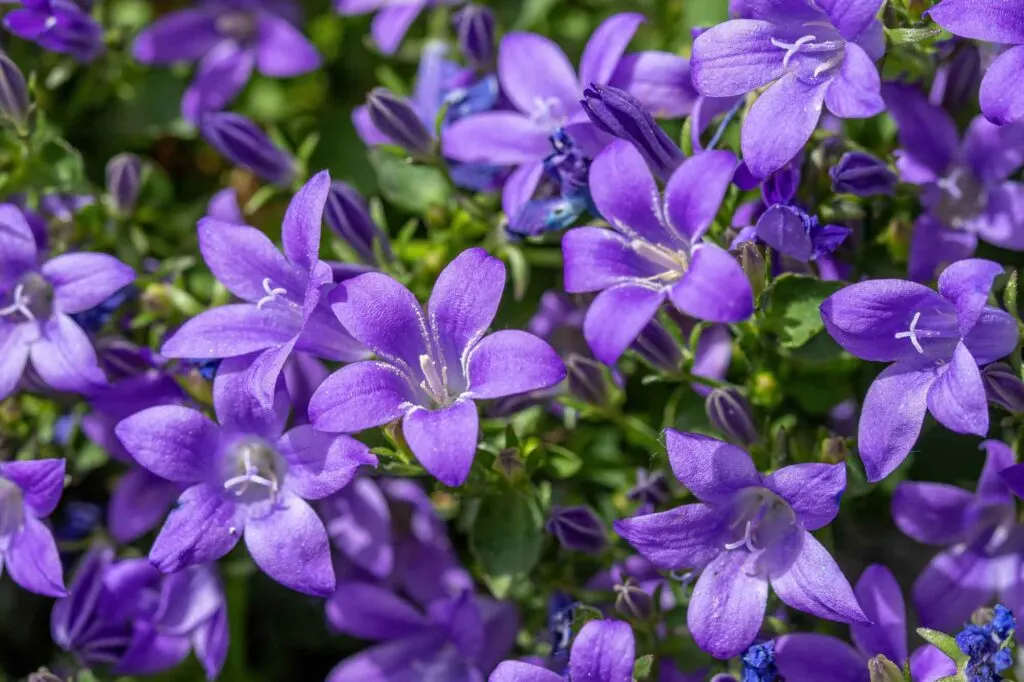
[755,204,850,262]
[614,578,654,620]
[0,54,29,131]
[367,88,434,158]
[105,153,143,215]
[627,469,671,514]
[983,363,1024,413]
[706,387,758,447]
[830,151,897,197]
[546,505,607,554]
[201,112,295,186]
[566,354,610,406]
[931,41,982,112]
[452,5,495,72]
[581,83,684,181]
[631,320,682,373]
[325,181,392,265]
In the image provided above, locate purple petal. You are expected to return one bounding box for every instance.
[568,619,635,682]
[978,439,1014,498]
[589,140,674,246]
[465,330,565,399]
[114,624,191,676]
[490,662,562,682]
[245,492,334,596]
[281,170,329,272]
[256,13,321,76]
[499,32,580,115]
[562,227,661,293]
[963,307,1019,365]
[326,632,450,682]
[198,219,304,302]
[742,75,827,178]
[30,315,107,393]
[212,354,289,438]
[0,457,64,517]
[688,550,768,659]
[858,362,935,482]
[755,204,814,261]
[962,116,1024,184]
[665,430,759,502]
[768,463,845,531]
[353,104,391,147]
[980,46,1024,126]
[428,247,504,373]
[927,0,1024,44]
[6,515,66,597]
[115,405,218,483]
[181,42,255,122]
[243,338,298,410]
[613,503,724,570]
[370,4,421,56]
[670,242,754,323]
[40,252,134,314]
[824,43,883,118]
[501,161,546,221]
[325,581,428,640]
[0,322,32,400]
[108,468,179,544]
[926,342,988,436]
[910,645,957,682]
[131,9,220,64]
[775,633,865,682]
[402,399,478,487]
[476,598,519,672]
[817,0,885,40]
[664,150,737,242]
[0,204,37,289]
[882,83,958,180]
[583,284,666,365]
[309,361,415,433]
[691,20,785,98]
[975,182,1024,250]
[908,214,977,283]
[692,325,733,396]
[608,51,698,118]
[851,564,907,663]
[892,481,974,545]
[206,188,244,224]
[770,531,867,624]
[578,13,644,87]
[937,259,1005,334]
[296,306,369,363]
[323,478,393,577]
[279,427,376,500]
[442,112,551,164]
[913,549,992,631]
[159,301,294,362]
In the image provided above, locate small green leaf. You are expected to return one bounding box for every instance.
[886,27,942,46]
[632,654,654,680]
[761,273,844,348]
[470,490,543,587]
[545,444,583,478]
[1005,269,1019,321]
[368,148,451,215]
[916,628,966,665]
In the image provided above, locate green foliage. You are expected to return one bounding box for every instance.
[760,274,844,349]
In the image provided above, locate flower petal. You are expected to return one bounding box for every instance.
[882,83,958,180]
[465,330,565,399]
[824,42,883,119]
[858,362,935,482]
[501,161,546,221]
[908,214,978,283]
[212,354,289,438]
[913,548,992,631]
[309,361,415,433]
[428,248,505,373]
[108,468,179,544]
[926,342,988,436]
[562,227,661,293]
[41,252,135,314]
[323,478,393,578]
[325,580,428,640]
[181,42,255,122]
[691,20,785,98]
[937,259,1005,334]
[613,503,724,570]
[402,399,479,487]
[579,13,644,87]
[370,4,421,56]
[589,140,674,246]
[160,304,298,359]
[670,242,754,323]
[6,514,66,597]
[115,405,218,483]
[568,619,635,682]
[767,463,845,531]
[0,457,65,517]
[0,322,31,401]
[490,662,563,682]
[891,481,975,545]
[150,485,243,573]
[910,645,957,682]
[326,632,451,682]
[442,112,552,164]
[279,427,376,500]
[245,492,334,596]
[664,150,737,242]
[851,564,907,663]
[962,116,1024,184]
[978,439,1015,499]
[608,51,698,118]
[927,0,1024,43]
[583,283,666,365]
[975,182,1024,251]
[198,219,304,303]
[665,430,760,502]
[775,633,866,682]
[30,314,107,393]
[963,307,1019,365]
[742,75,827,178]
[499,31,580,115]
[256,13,321,77]
[817,0,885,40]
[688,550,768,659]
[280,170,330,273]
[770,531,867,624]
[131,9,220,64]
[980,46,1024,126]
[0,204,37,289]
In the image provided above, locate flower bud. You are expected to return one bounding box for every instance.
[867,655,904,682]
[566,354,610,407]
[105,153,143,215]
[367,88,434,158]
[201,112,295,186]
[830,151,897,197]
[706,387,759,447]
[494,448,525,481]
[983,363,1024,413]
[581,84,684,181]
[614,578,654,620]
[452,5,495,72]
[325,181,392,265]
[631,320,682,373]
[0,53,29,131]
[931,41,982,112]
[546,505,607,554]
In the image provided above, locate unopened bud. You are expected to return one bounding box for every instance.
[631,320,682,373]
[452,5,495,72]
[494,448,525,481]
[546,505,607,554]
[325,181,392,265]
[105,153,143,215]
[614,578,654,620]
[983,363,1024,413]
[830,151,897,197]
[0,53,29,132]
[706,387,759,447]
[566,354,611,407]
[867,655,904,682]
[367,88,434,158]
[201,112,295,186]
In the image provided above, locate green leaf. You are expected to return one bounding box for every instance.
[886,27,942,46]
[761,274,844,348]
[368,148,451,214]
[632,654,654,680]
[1005,269,1019,321]
[916,628,967,665]
[470,491,543,588]
[545,444,583,478]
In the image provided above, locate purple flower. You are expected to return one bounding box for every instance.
[132,0,321,121]
[754,204,851,262]
[443,13,695,218]
[691,0,885,177]
[894,441,1021,632]
[0,457,66,597]
[615,430,865,659]
[160,171,367,408]
[52,547,229,678]
[335,0,461,56]
[491,618,635,682]
[309,248,565,487]
[206,187,245,224]
[928,0,1024,125]
[775,564,957,682]
[820,259,1019,481]
[114,355,377,596]
[562,140,752,365]
[327,587,517,682]
[4,0,104,62]
[0,204,135,401]
[882,83,1024,282]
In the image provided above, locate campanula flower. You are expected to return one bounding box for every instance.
[4,0,103,62]
[692,0,886,177]
[160,171,368,408]
[616,430,865,659]
[821,259,1019,481]
[115,355,377,596]
[0,457,66,597]
[490,618,635,682]
[893,441,1022,631]
[562,140,753,365]
[830,151,897,197]
[309,247,564,486]
[132,0,321,121]
[0,204,135,400]
[335,0,461,56]
[754,204,851,262]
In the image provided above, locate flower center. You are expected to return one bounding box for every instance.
[222,438,285,504]
[631,240,688,280]
[530,96,567,131]
[419,353,452,407]
[724,488,797,555]
[255,277,291,311]
[215,11,258,42]
[0,272,54,323]
[771,21,846,83]
[893,309,960,356]
[927,167,987,229]
[0,478,24,540]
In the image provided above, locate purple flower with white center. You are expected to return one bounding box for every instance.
[132,0,320,122]
[615,430,865,659]
[308,247,565,487]
[114,355,377,596]
[586,554,676,615]
[562,140,753,365]
[443,12,695,219]
[820,259,1019,482]
[0,457,66,597]
[327,587,517,682]
[0,204,135,401]
[775,564,957,681]
[334,0,461,56]
[490,618,635,682]
[52,547,229,678]
[754,204,851,262]
[160,171,368,408]
[4,0,103,62]
[882,83,1024,282]
[893,441,1022,632]
[928,0,1024,125]
[691,0,886,178]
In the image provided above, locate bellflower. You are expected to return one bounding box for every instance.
[308,247,565,487]
[4,0,104,62]
[820,259,1019,481]
[0,457,66,597]
[615,430,865,659]
[928,0,1024,125]
[0,204,135,400]
[691,0,886,177]
[335,0,461,56]
[882,83,1024,282]
[775,564,957,681]
[491,618,635,682]
[753,204,851,262]
[160,171,367,408]
[115,355,377,596]
[443,13,695,218]
[132,0,320,121]
[562,140,753,365]
[893,440,1022,632]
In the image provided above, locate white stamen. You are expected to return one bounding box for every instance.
[0,284,34,321]
[223,448,277,501]
[812,51,846,78]
[255,277,288,310]
[894,311,925,354]
[771,35,816,69]
[419,353,449,403]
[724,520,758,553]
[530,96,565,130]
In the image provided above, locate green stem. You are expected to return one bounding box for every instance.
[223,563,251,682]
